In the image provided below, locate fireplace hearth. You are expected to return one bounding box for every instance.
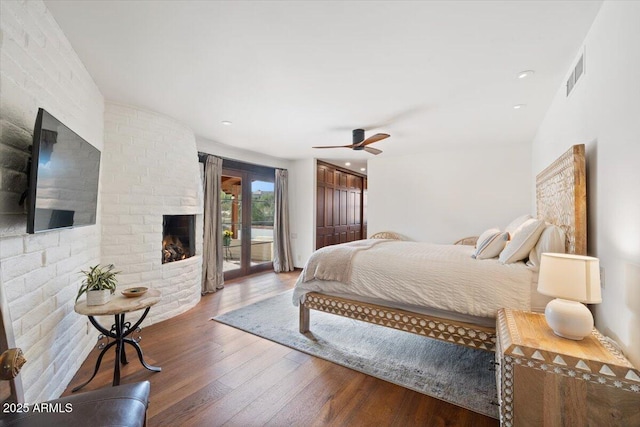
[162,215,195,264]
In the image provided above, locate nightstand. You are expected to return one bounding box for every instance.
[496,308,640,426]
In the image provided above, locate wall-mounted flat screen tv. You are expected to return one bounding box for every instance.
[27,108,101,234]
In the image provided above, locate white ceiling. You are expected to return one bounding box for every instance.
[45,0,602,171]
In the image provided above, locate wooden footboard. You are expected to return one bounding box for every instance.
[300,292,496,352]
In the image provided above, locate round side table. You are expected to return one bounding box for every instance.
[72,288,162,392]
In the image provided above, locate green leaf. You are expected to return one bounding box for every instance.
[76,264,120,302]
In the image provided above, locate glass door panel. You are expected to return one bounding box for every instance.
[220,164,275,279]
[221,174,242,274]
[250,180,275,267]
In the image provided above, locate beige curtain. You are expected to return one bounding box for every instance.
[273,169,294,272]
[202,155,224,293]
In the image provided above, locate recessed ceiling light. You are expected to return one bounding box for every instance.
[360,168,366,172]
[221,121,232,126]
[513,104,526,109]
[345,162,351,166]
[517,70,535,79]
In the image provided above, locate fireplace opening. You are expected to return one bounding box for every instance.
[162,215,195,264]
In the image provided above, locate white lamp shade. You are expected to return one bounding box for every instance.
[537,253,601,304]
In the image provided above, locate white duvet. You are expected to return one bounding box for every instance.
[293,240,537,319]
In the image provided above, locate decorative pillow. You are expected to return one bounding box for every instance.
[504,214,533,237]
[527,224,566,268]
[499,218,546,264]
[472,228,509,260]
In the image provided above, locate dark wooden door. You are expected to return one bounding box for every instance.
[316,161,365,250]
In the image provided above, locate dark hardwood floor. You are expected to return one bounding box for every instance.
[63,271,498,427]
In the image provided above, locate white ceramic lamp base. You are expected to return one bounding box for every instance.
[544,298,594,340]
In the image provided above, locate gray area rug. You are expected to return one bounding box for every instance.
[213,290,498,419]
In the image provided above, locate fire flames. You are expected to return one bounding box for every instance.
[162,235,189,263]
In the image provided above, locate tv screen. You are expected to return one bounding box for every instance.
[27,108,101,234]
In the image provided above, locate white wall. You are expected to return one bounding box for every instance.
[289,158,316,267]
[367,143,532,243]
[532,1,640,366]
[0,0,104,402]
[196,137,292,170]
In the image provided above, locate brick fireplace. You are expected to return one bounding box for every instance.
[102,103,204,325]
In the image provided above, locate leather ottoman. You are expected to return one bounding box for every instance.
[1,381,150,427]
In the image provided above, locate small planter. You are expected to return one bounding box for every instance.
[76,264,119,306]
[86,289,111,306]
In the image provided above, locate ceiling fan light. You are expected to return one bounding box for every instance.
[312,129,389,155]
[352,129,365,144]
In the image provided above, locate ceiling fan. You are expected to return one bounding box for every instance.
[313,129,390,155]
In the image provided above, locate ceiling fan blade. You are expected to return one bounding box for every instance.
[364,146,382,155]
[312,144,355,149]
[358,133,390,146]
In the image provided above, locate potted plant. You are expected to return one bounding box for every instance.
[223,229,233,247]
[76,264,120,306]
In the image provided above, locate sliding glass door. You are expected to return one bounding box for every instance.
[221,165,274,279]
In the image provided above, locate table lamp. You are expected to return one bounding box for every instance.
[537,253,601,340]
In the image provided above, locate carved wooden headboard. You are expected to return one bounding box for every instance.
[536,144,587,255]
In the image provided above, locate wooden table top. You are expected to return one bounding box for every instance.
[498,308,635,369]
[74,288,161,316]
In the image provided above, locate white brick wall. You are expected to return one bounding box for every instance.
[1,1,205,403]
[0,0,104,403]
[102,102,203,326]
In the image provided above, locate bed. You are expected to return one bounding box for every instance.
[294,144,586,352]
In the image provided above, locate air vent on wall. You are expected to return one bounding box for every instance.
[566,48,586,97]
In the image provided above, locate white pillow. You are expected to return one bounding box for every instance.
[504,214,533,237]
[499,218,546,264]
[527,224,566,268]
[472,228,509,260]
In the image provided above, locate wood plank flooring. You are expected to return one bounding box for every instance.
[63,271,498,427]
